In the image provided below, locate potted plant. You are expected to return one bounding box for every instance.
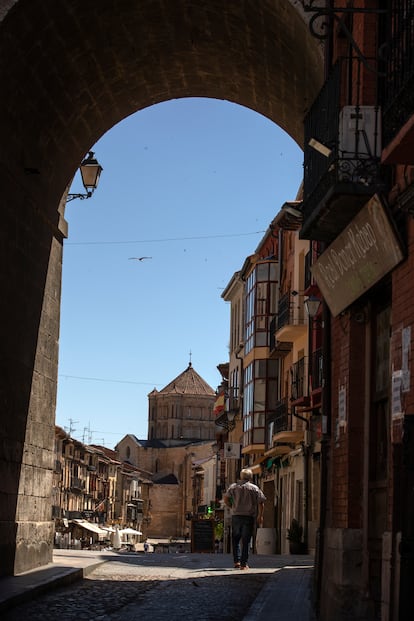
[287,518,304,554]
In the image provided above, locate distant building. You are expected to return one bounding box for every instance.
[115,362,220,539]
[148,362,216,441]
[52,427,152,547]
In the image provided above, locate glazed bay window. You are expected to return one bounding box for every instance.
[245,261,278,355]
[243,358,280,449]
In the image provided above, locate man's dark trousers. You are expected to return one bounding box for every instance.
[232,515,254,567]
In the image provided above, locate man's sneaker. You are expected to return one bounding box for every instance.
[234,562,241,568]
[240,564,249,570]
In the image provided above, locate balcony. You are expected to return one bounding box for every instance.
[271,398,304,445]
[301,57,383,243]
[291,358,309,405]
[70,477,85,493]
[269,315,292,358]
[242,430,265,454]
[311,347,323,392]
[272,398,291,434]
[275,292,307,342]
[380,2,414,164]
[304,250,312,291]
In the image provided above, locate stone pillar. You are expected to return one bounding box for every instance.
[14,232,66,574]
[0,165,67,574]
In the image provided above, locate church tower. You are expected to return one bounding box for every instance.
[148,362,216,441]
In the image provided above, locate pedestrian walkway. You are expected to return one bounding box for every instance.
[0,550,115,612]
[243,564,315,620]
[0,550,315,620]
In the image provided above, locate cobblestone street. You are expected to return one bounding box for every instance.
[2,553,312,621]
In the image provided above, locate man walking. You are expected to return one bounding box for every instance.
[224,468,266,570]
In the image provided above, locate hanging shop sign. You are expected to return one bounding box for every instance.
[311,194,404,316]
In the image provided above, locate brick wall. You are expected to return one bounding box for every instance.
[330,313,366,530]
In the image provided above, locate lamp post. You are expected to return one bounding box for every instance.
[67,151,103,202]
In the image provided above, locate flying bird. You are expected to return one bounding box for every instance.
[128,257,152,261]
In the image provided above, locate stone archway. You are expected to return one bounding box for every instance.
[0,0,322,575]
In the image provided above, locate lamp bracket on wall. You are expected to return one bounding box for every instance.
[66,191,93,202]
[302,1,388,76]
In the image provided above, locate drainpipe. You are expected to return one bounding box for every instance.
[235,343,244,471]
[314,299,331,617]
[292,407,310,552]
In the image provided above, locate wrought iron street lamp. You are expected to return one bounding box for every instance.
[304,295,321,319]
[67,151,103,202]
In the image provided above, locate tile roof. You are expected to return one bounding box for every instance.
[159,363,215,396]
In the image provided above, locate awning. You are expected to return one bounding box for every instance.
[71,519,108,537]
[120,527,143,536]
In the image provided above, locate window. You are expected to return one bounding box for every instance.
[243,358,280,447]
[244,261,278,354]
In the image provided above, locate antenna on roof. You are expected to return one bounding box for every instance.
[189,349,192,367]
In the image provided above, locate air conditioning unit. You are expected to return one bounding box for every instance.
[224,442,241,459]
[338,106,381,160]
[337,106,381,185]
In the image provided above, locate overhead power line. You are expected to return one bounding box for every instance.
[59,373,162,386]
[65,230,265,246]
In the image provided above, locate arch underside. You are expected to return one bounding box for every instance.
[0,0,322,210]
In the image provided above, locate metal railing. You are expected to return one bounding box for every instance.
[291,358,308,401]
[380,1,414,147]
[277,292,306,331]
[272,398,291,434]
[311,348,324,390]
[304,251,312,291]
[303,56,382,222]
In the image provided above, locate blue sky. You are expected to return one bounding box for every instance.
[56,97,303,447]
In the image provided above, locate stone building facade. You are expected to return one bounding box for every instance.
[148,363,216,441]
[52,427,152,547]
[115,363,219,539]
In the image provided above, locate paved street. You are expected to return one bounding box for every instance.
[2,552,314,621]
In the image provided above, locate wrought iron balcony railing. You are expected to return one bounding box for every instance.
[269,315,293,357]
[380,1,414,150]
[276,291,306,332]
[273,398,291,434]
[302,56,383,242]
[311,347,324,391]
[291,358,308,401]
[304,250,312,291]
